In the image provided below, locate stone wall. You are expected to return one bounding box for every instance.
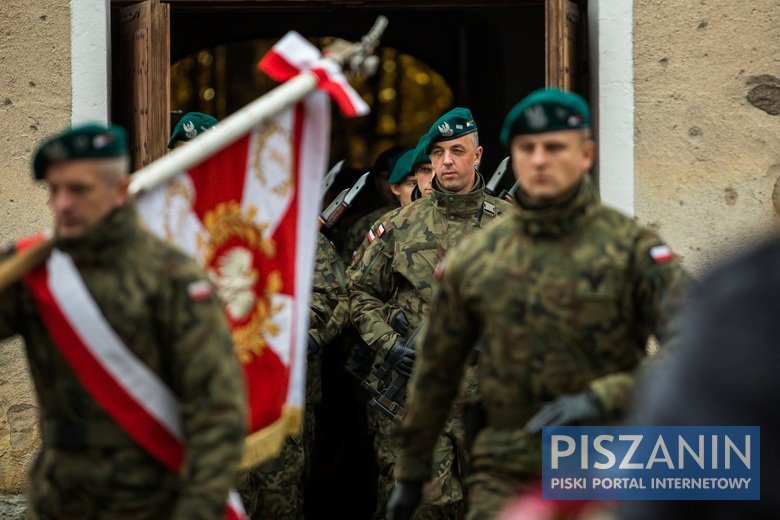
[634,0,780,274]
[0,0,70,493]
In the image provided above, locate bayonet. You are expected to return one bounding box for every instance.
[318,170,370,229]
[320,159,345,199]
[485,156,510,196]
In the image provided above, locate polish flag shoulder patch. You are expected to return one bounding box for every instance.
[367,228,377,243]
[649,245,673,263]
[187,280,213,301]
[376,224,386,238]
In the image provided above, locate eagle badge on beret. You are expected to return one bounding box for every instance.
[525,104,548,130]
[437,121,454,137]
[183,121,198,139]
[43,141,68,161]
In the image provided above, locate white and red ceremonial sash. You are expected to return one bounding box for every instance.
[20,239,246,520]
[259,31,369,118]
[136,93,329,466]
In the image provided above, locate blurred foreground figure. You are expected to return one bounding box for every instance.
[620,237,780,520]
[0,123,247,518]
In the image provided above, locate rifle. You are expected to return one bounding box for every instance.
[318,170,370,229]
[485,156,510,197]
[366,324,422,424]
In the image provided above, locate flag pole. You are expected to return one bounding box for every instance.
[129,15,388,198]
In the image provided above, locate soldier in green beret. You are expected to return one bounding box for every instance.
[349,107,512,519]
[0,123,247,518]
[388,148,419,207]
[387,89,691,519]
[167,111,219,149]
[341,145,404,265]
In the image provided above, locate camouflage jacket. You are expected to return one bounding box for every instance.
[348,173,511,355]
[307,233,348,405]
[309,232,348,349]
[341,204,397,266]
[395,175,690,483]
[0,205,247,519]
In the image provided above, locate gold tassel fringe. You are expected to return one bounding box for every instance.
[239,404,303,469]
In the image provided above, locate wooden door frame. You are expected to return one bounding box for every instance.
[112,0,581,168]
[546,0,578,89]
[117,0,170,170]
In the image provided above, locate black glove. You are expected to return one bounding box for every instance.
[385,336,416,377]
[386,480,423,520]
[389,310,411,337]
[524,390,603,436]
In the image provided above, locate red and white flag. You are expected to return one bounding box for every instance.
[260,31,370,118]
[137,31,368,467]
[137,91,329,465]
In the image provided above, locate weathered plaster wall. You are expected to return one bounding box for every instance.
[634,0,780,274]
[0,0,70,492]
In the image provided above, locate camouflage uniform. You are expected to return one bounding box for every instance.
[239,232,347,519]
[0,204,247,519]
[341,204,397,266]
[349,174,511,519]
[394,175,690,519]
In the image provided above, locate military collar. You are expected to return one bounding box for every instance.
[56,204,142,265]
[430,172,486,218]
[512,175,599,238]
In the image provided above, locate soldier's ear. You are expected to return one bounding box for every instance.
[115,175,131,207]
[580,140,595,171]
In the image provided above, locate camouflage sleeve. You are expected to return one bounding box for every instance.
[309,233,347,347]
[588,231,692,417]
[163,259,248,519]
[349,233,371,267]
[0,247,23,340]
[342,215,370,266]
[318,298,349,348]
[394,258,479,483]
[347,229,399,355]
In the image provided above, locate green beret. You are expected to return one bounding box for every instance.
[388,148,416,184]
[167,111,218,149]
[32,123,128,180]
[411,135,431,170]
[424,107,478,152]
[501,88,590,145]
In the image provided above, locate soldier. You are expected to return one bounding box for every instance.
[350,107,512,519]
[0,123,247,518]
[167,111,219,149]
[351,145,434,267]
[341,145,403,265]
[387,89,690,519]
[238,232,347,519]
[388,148,420,207]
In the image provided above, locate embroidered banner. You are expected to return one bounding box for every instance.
[137,93,329,466]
